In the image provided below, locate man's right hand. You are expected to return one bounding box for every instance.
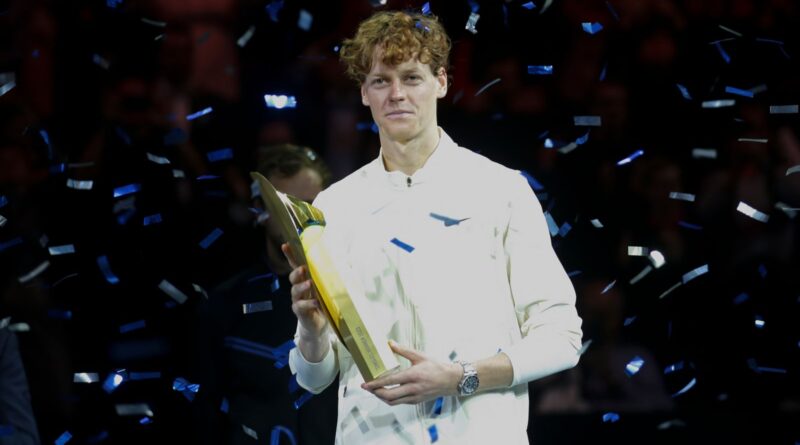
[281,243,329,339]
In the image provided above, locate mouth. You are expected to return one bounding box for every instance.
[386,111,412,118]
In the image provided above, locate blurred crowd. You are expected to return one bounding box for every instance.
[1,0,799,443]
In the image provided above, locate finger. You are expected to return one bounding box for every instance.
[291,280,312,303]
[288,265,307,286]
[373,384,417,404]
[293,299,320,314]
[389,341,427,364]
[281,243,299,269]
[362,369,410,391]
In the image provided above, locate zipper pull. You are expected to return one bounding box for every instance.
[406,177,412,188]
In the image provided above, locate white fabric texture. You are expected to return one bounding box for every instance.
[288,129,582,444]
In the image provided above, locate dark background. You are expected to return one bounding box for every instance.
[1,0,799,444]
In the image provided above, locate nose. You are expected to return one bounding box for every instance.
[389,79,406,101]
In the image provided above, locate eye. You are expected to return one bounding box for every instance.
[371,78,386,85]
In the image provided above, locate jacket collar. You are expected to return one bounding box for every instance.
[369,128,458,189]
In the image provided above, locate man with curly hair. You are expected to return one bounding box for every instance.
[284,10,582,444]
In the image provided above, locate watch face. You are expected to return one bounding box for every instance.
[463,375,479,394]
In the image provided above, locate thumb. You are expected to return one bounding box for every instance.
[389,340,426,364]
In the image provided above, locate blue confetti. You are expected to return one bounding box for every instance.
[92,54,109,70]
[421,2,431,15]
[616,149,644,166]
[0,195,6,208]
[102,370,127,393]
[715,42,731,64]
[574,115,601,126]
[428,425,439,442]
[544,212,559,236]
[107,0,123,8]
[682,264,709,284]
[758,264,767,278]
[55,431,72,445]
[733,292,749,305]
[390,238,414,253]
[39,129,53,159]
[602,412,620,423]
[558,222,572,237]
[581,22,604,34]
[186,107,213,121]
[172,377,200,401]
[288,374,300,394]
[129,371,161,380]
[623,316,636,326]
[143,214,162,226]
[522,1,536,10]
[527,65,553,75]
[677,221,703,231]
[86,431,109,444]
[293,391,313,409]
[671,377,696,397]
[297,9,313,31]
[243,301,273,314]
[220,398,229,413]
[270,426,297,445]
[120,319,146,333]
[468,0,479,13]
[625,356,644,376]
[725,86,754,98]
[264,94,297,109]
[520,170,545,191]
[664,361,685,374]
[676,83,692,100]
[605,1,620,21]
[113,183,141,198]
[114,126,131,145]
[575,132,590,145]
[567,270,582,277]
[97,255,120,284]
[266,0,283,22]
[48,244,76,255]
[206,147,233,162]
[0,237,22,252]
[599,62,607,81]
[196,174,219,181]
[429,212,469,227]
[199,228,224,249]
[432,397,444,417]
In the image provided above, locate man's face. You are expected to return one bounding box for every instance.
[360,49,448,143]
[270,167,324,204]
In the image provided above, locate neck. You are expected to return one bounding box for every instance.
[380,125,440,176]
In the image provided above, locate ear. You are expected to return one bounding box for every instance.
[361,83,370,106]
[435,67,448,99]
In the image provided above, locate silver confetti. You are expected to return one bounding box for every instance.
[736,201,770,223]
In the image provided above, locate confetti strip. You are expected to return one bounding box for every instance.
[264,94,297,109]
[785,165,800,176]
[605,1,619,21]
[207,147,233,162]
[141,17,167,27]
[186,107,213,121]
[601,280,616,294]
[754,315,765,329]
[658,281,682,299]
[625,356,644,376]
[465,12,480,34]
[701,99,735,108]
[66,179,94,190]
[293,391,313,409]
[732,292,749,305]
[737,137,767,143]
[669,192,695,202]
[92,54,110,70]
[390,237,414,253]
[159,279,189,304]
[692,148,717,159]
[544,212,559,236]
[522,1,535,10]
[172,377,200,401]
[143,214,162,226]
[0,72,16,97]
[97,255,120,284]
[74,372,100,383]
[718,24,742,37]
[725,86,753,98]
[199,228,224,249]
[676,84,692,100]
[48,244,76,255]
[429,213,469,227]
[663,361,685,374]
[129,372,161,380]
[602,412,620,423]
[671,377,696,397]
[623,316,636,326]
[103,370,127,393]
[714,42,731,63]
[736,201,770,223]
[682,264,709,284]
[649,250,666,268]
[266,0,283,22]
[527,65,553,75]
[113,183,141,198]
[297,9,313,31]
[243,301,273,314]
[574,115,601,126]
[421,2,431,15]
[428,425,439,443]
[55,431,72,445]
[474,77,500,96]
[115,403,153,416]
[590,218,604,228]
[627,246,650,256]
[629,265,652,285]
[770,104,798,114]
[270,426,297,445]
[18,260,49,284]
[577,339,593,356]
[581,22,603,34]
[616,149,644,166]
[237,25,255,47]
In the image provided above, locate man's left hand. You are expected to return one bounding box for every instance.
[361,341,463,405]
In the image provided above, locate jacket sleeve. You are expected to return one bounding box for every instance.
[499,174,583,387]
[288,328,339,394]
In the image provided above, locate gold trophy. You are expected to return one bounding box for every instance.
[251,172,398,382]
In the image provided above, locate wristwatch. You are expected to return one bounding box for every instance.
[456,361,479,396]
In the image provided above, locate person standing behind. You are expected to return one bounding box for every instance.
[284,10,583,445]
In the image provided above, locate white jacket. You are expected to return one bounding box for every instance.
[289,130,582,444]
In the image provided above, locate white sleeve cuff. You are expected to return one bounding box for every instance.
[288,339,338,394]
[502,331,581,387]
